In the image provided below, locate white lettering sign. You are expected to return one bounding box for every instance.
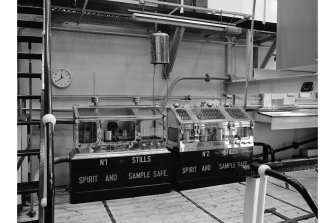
[128,171,151,179]
[182,166,197,174]
[132,156,152,163]
[105,174,118,182]
[79,175,98,184]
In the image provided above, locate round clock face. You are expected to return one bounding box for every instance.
[52,68,72,88]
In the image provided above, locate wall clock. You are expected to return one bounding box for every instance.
[51,68,72,88]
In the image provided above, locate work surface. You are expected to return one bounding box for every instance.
[18,169,317,223]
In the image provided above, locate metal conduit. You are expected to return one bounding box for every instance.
[160,74,231,111]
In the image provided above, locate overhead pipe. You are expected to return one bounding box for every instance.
[131,10,243,33]
[51,26,271,48]
[160,74,231,112]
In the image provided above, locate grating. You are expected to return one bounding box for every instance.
[176,109,191,120]
[193,108,225,120]
[225,107,247,119]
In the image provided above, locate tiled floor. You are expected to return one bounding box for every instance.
[18,169,317,223]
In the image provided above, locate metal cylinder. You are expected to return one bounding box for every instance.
[151,32,169,64]
[183,130,190,143]
[104,131,112,142]
[199,123,207,142]
[217,123,224,141]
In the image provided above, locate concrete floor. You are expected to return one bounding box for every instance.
[18,169,317,223]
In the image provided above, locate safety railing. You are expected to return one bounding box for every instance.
[237,163,318,223]
[38,0,55,222]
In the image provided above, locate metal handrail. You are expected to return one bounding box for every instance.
[241,163,318,223]
[39,1,54,222]
[250,164,318,218]
[253,142,275,163]
[253,137,317,159]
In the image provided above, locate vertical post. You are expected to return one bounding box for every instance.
[256,165,271,223]
[45,122,55,223]
[39,0,53,222]
[43,0,52,115]
[243,177,260,223]
[180,0,184,13]
[243,0,256,109]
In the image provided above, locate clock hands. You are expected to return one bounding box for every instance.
[55,73,64,82]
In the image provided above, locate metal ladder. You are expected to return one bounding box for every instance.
[17,0,54,222]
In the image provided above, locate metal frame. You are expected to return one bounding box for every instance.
[259,38,276,69]
[163,26,185,79]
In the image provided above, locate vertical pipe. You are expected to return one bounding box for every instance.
[243,0,257,109]
[256,165,271,223]
[44,0,52,115]
[40,0,53,222]
[18,28,24,120]
[256,176,268,222]
[243,177,260,223]
[45,123,55,223]
[28,42,35,217]
[180,0,184,13]
[263,0,266,24]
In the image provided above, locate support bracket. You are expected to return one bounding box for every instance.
[163,26,185,79]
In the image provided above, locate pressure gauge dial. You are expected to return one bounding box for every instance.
[51,68,72,88]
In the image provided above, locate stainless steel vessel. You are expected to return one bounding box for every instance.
[150,32,169,64]
[167,104,254,152]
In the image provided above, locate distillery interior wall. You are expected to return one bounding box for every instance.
[18,25,316,186]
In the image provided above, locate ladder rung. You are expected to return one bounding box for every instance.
[17,121,40,126]
[17,181,39,194]
[56,120,75,125]
[17,20,43,29]
[18,220,39,223]
[18,0,43,7]
[18,53,42,60]
[17,72,42,79]
[18,5,43,15]
[17,35,42,43]
[18,95,41,100]
[17,149,40,157]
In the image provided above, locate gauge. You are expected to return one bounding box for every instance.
[51,68,72,88]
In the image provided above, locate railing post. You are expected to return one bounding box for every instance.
[256,165,271,223]
[39,0,53,222]
[42,114,56,223]
[243,176,260,223]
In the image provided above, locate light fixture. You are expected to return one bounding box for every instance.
[131,11,241,33]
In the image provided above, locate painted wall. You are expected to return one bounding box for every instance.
[19,22,316,186]
[276,0,318,69]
